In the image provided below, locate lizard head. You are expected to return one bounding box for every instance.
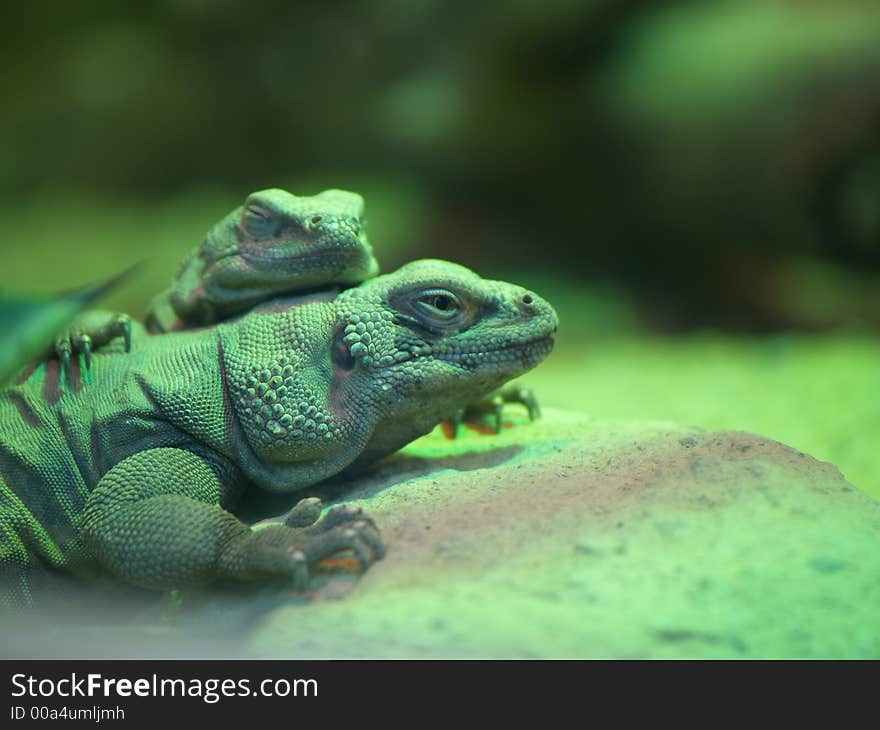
[224,259,557,489]
[169,188,378,324]
[328,259,559,461]
[229,188,377,284]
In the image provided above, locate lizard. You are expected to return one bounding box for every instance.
[0,259,557,606]
[53,187,378,369]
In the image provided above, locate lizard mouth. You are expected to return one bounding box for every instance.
[362,332,554,371]
[434,332,555,368]
[238,248,365,267]
[221,227,373,269]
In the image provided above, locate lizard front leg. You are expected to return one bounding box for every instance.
[446,383,542,437]
[54,309,134,379]
[81,448,383,591]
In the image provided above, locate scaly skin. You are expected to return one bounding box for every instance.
[53,188,378,366]
[0,260,557,605]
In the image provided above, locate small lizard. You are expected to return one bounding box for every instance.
[0,259,557,605]
[54,188,378,367]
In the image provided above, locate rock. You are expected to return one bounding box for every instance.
[250,410,880,658]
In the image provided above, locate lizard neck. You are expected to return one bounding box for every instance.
[215,310,374,493]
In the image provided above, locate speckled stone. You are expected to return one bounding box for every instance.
[250,409,880,658]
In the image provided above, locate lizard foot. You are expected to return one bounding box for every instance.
[223,499,384,591]
[446,383,541,438]
[55,310,132,378]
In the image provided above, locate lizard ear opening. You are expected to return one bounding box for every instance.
[331,329,355,372]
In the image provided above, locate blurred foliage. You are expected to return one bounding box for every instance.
[2,0,880,328]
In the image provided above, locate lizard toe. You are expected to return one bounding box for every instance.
[285,497,323,528]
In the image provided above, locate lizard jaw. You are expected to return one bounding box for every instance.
[432,333,555,369]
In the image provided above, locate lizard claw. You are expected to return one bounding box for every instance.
[121,315,132,353]
[442,408,466,439]
[507,384,541,421]
[52,310,136,380]
[221,504,384,590]
[350,519,386,561]
[305,504,366,533]
[286,549,309,591]
[55,336,73,381]
[318,518,384,568]
[285,497,323,528]
[75,334,93,370]
[491,396,504,434]
[444,384,542,438]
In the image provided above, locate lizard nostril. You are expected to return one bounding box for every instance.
[516,292,538,315]
[310,215,322,225]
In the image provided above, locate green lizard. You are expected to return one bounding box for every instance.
[0,259,557,606]
[54,188,377,367]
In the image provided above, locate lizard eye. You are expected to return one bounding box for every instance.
[240,202,276,239]
[413,289,462,323]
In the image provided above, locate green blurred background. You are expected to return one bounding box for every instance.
[3,0,880,496]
